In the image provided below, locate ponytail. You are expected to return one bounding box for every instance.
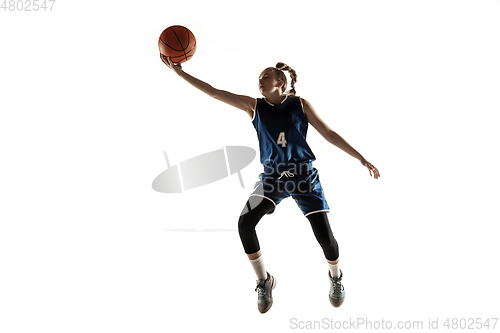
[264,62,298,96]
[276,62,297,96]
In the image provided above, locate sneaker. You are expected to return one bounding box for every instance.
[255,271,276,314]
[328,269,345,307]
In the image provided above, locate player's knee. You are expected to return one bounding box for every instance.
[315,232,336,248]
[324,236,339,251]
[238,210,261,234]
[238,196,274,232]
[238,214,253,233]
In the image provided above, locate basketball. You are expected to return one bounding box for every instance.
[158,25,197,64]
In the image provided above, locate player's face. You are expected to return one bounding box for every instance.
[258,69,283,95]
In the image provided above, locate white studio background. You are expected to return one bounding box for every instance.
[1,0,499,332]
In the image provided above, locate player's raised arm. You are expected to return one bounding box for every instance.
[301,98,381,179]
[161,55,255,117]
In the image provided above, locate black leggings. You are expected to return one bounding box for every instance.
[238,196,339,261]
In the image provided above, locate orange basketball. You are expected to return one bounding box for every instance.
[158,25,196,64]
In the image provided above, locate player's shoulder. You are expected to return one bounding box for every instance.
[292,95,305,108]
[298,96,313,107]
[290,95,303,104]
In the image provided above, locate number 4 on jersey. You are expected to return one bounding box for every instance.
[277,132,287,147]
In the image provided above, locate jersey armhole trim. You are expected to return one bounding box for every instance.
[299,97,306,118]
[251,99,258,122]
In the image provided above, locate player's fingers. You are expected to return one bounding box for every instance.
[169,58,180,70]
[161,54,170,66]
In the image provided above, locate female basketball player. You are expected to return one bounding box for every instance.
[161,54,380,313]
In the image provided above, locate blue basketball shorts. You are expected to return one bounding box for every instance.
[249,167,330,217]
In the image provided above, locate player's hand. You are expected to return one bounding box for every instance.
[360,158,380,179]
[160,54,183,75]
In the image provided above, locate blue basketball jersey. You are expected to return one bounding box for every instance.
[252,95,316,173]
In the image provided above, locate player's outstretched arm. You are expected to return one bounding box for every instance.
[301,98,380,179]
[161,55,255,117]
